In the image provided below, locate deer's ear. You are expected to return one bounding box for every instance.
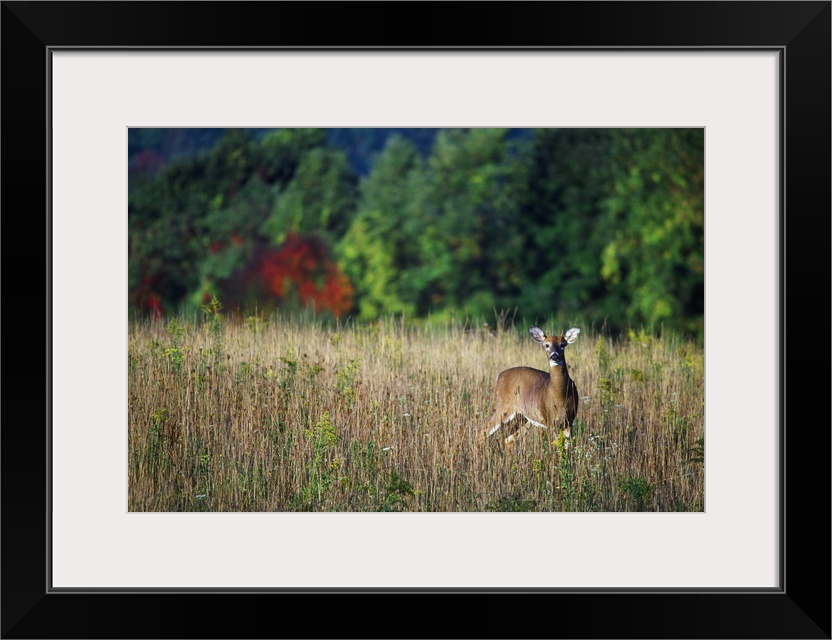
[529,327,546,343]
[564,327,581,344]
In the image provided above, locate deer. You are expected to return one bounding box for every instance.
[479,326,581,446]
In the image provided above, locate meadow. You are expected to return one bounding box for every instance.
[128,304,705,512]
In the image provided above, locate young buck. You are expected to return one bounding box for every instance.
[480,327,581,445]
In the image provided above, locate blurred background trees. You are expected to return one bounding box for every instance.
[129,127,704,339]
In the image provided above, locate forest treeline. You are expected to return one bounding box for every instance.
[128,128,704,339]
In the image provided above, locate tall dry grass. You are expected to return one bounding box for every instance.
[128,309,704,512]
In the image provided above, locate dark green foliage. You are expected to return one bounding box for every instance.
[263,145,357,244]
[513,128,616,324]
[380,470,415,512]
[163,318,185,372]
[338,128,525,321]
[257,128,327,187]
[600,129,705,336]
[488,495,537,512]
[336,135,423,318]
[619,475,655,510]
[326,128,438,175]
[410,128,524,318]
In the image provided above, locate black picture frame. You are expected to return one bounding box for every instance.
[3,2,829,638]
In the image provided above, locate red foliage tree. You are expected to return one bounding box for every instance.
[256,233,353,318]
[131,275,164,318]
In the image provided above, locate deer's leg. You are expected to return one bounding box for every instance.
[505,416,536,446]
[484,412,515,437]
[502,414,527,445]
[477,413,500,443]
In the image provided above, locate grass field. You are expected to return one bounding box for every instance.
[128,306,704,512]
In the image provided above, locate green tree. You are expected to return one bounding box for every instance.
[262,147,357,245]
[129,149,231,310]
[337,129,523,321]
[512,128,615,326]
[404,128,523,319]
[257,128,327,187]
[599,129,704,337]
[336,135,423,319]
[191,174,276,306]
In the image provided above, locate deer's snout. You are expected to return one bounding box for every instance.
[549,349,566,367]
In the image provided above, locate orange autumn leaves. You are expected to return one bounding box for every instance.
[257,233,353,318]
[140,232,355,319]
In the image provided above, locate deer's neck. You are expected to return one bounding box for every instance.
[549,364,570,392]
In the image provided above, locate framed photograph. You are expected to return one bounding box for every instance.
[4,2,829,638]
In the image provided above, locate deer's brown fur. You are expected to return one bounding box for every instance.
[479,327,580,445]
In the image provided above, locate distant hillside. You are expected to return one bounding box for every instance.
[127,128,437,177]
[128,128,533,178]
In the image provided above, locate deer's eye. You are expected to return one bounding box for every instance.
[544,343,550,349]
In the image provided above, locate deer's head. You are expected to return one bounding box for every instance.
[530,326,580,368]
